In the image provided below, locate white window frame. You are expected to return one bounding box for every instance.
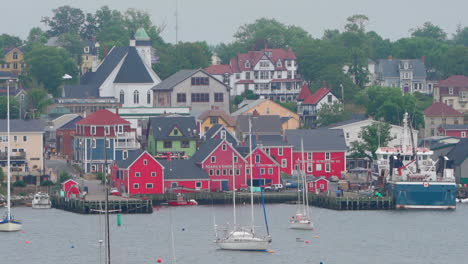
[222,144,227,151]
[211,156,216,163]
[105,139,110,148]
[133,183,139,189]
[146,183,153,189]
[220,130,227,139]
[461,132,466,138]
[135,172,141,177]
[325,163,331,172]
[307,152,312,160]
[91,139,96,148]
[195,181,202,189]
[233,156,238,163]
[307,163,313,173]
[281,159,287,168]
[123,151,128,160]
[216,169,220,176]
[316,164,322,171]
[209,169,213,176]
[278,148,283,156]
[104,126,110,135]
[117,125,124,134]
[268,168,273,175]
[151,172,157,177]
[326,152,331,160]
[449,88,454,95]
[260,168,265,175]
[91,126,96,135]
[23,136,27,142]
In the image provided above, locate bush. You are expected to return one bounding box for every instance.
[59,171,71,183]
[96,172,105,184]
[41,180,54,186]
[13,181,26,187]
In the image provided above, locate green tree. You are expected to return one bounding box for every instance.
[349,122,393,160]
[315,102,349,126]
[411,22,447,41]
[25,46,78,97]
[344,14,369,33]
[57,33,85,65]
[0,168,4,186]
[25,88,53,119]
[81,13,98,40]
[58,171,71,183]
[0,96,20,119]
[42,5,85,36]
[453,25,468,46]
[0,34,22,49]
[24,27,47,52]
[241,90,260,100]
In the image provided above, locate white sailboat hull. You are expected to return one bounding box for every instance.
[289,220,314,230]
[0,221,22,232]
[32,203,51,209]
[217,239,270,251]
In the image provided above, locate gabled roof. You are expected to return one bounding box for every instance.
[0,71,16,78]
[205,64,233,75]
[159,159,209,180]
[204,124,239,145]
[148,116,198,140]
[437,75,468,88]
[198,110,236,126]
[0,119,46,133]
[236,115,282,135]
[58,116,83,130]
[114,47,153,83]
[447,138,468,166]
[115,149,145,168]
[231,98,266,116]
[377,59,427,78]
[327,114,368,128]
[297,84,313,101]
[191,138,224,163]
[151,69,228,92]
[424,102,464,117]
[284,129,347,151]
[76,109,130,126]
[0,87,24,97]
[303,87,331,105]
[256,135,291,147]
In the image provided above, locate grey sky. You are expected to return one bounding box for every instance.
[2,0,467,44]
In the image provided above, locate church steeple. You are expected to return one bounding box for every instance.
[133,27,152,67]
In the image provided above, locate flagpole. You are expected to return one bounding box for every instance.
[248,117,254,233]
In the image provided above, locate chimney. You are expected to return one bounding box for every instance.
[388,55,393,60]
[104,45,109,57]
[115,107,119,115]
[421,56,426,64]
[253,109,260,116]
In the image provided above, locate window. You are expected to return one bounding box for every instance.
[133,183,139,189]
[281,159,287,168]
[462,132,466,138]
[196,182,202,188]
[326,152,330,160]
[209,169,214,176]
[216,170,220,176]
[151,172,157,177]
[181,140,189,148]
[245,61,250,68]
[84,47,89,53]
[177,93,186,103]
[233,156,238,163]
[307,152,312,160]
[277,60,282,67]
[278,148,283,156]
[104,126,110,135]
[191,93,209,102]
[287,60,292,67]
[255,155,261,163]
[105,139,110,148]
[245,72,251,79]
[147,91,151,104]
[265,148,270,155]
[23,136,27,142]
[135,172,141,177]
[91,139,96,148]
[260,168,265,175]
[191,77,209,85]
[146,183,154,189]
[117,125,124,134]
[325,163,331,172]
[346,132,350,139]
[260,71,268,79]
[13,63,17,69]
[123,151,128,160]
[164,141,172,148]
[119,90,125,103]
[173,129,179,135]
[235,169,240,175]
[266,107,270,114]
[214,93,224,102]
[259,61,269,67]
[449,88,454,95]
[316,164,322,171]
[91,126,96,135]
[327,95,333,103]
[133,90,139,104]
[222,169,227,175]
[431,128,435,136]
[236,73,240,79]
[13,52,18,59]
[143,159,148,165]
[229,169,233,175]
[221,130,226,139]
[210,117,218,124]
[268,168,273,175]
[171,182,178,188]
[211,156,216,163]
[222,144,227,151]
[246,168,251,175]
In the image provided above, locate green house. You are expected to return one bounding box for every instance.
[146,116,198,157]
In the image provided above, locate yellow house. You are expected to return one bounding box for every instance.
[232,98,300,131]
[2,47,26,75]
[198,110,236,135]
[0,120,45,183]
[80,40,99,75]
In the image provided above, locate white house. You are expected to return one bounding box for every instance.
[297,85,341,128]
[63,28,161,108]
[205,48,302,101]
[329,117,419,150]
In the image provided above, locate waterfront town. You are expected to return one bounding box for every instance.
[0,2,467,263]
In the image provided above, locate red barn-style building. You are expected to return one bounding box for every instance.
[307,177,329,193]
[111,150,165,195]
[240,146,281,186]
[439,125,468,138]
[285,129,346,179]
[191,138,247,191]
[159,159,210,193]
[56,116,82,159]
[256,135,294,175]
[62,179,80,198]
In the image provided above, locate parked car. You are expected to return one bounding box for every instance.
[261,184,273,191]
[110,188,121,196]
[285,181,299,189]
[271,184,283,191]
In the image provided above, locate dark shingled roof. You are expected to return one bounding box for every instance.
[151,69,199,91]
[447,138,468,166]
[191,138,223,163]
[115,149,145,168]
[0,119,45,133]
[148,116,198,140]
[58,116,83,130]
[377,59,427,78]
[236,115,282,135]
[204,124,238,146]
[159,159,209,180]
[327,114,368,128]
[114,47,153,83]
[256,135,291,147]
[441,124,468,130]
[0,71,15,78]
[285,129,347,151]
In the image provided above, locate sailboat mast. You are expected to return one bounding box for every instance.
[6,80,11,220]
[248,118,255,232]
[301,138,306,214]
[301,139,310,214]
[232,152,236,226]
[407,113,420,173]
[104,135,110,264]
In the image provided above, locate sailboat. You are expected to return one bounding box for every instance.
[289,138,313,230]
[215,118,271,251]
[0,80,22,232]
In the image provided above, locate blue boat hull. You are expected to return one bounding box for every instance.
[391,182,456,209]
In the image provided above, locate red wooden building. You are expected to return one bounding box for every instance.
[439,125,468,138]
[56,116,82,159]
[192,138,247,191]
[243,147,281,186]
[256,135,294,175]
[111,150,165,195]
[159,159,210,193]
[307,177,329,193]
[62,179,80,198]
[285,129,347,179]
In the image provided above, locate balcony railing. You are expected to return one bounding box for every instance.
[0,152,26,161]
[115,141,140,149]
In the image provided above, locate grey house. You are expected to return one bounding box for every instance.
[152,69,230,117]
[446,138,468,184]
[375,58,429,94]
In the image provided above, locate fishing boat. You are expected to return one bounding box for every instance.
[289,138,314,230]
[215,118,271,251]
[167,193,198,206]
[0,80,22,232]
[32,192,52,209]
[374,113,456,209]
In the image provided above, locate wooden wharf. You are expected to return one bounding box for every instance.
[51,196,153,214]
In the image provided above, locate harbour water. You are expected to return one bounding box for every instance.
[1,204,467,264]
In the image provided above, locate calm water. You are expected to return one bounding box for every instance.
[1,203,467,264]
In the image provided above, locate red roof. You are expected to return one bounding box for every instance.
[437,75,468,88]
[205,64,233,75]
[76,109,130,126]
[230,48,297,73]
[297,84,313,101]
[424,102,464,117]
[303,87,331,105]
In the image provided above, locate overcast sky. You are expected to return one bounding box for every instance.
[2,0,467,44]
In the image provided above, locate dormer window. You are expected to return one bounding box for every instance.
[245,60,250,68]
[449,88,454,95]
[266,51,272,57]
[404,62,408,69]
[84,47,89,53]
[276,60,282,67]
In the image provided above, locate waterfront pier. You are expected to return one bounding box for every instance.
[51,196,153,214]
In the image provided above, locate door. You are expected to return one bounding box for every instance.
[221,180,229,191]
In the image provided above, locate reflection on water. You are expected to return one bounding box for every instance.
[0,204,467,264]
